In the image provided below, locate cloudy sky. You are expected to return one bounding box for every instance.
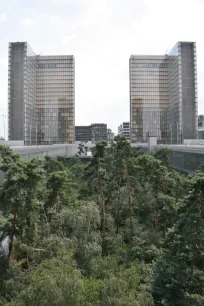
[0,0,204,137]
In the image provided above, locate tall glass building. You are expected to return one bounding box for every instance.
[8,42,75,145]
[37,55,74,144]
[8,42,37,144]
[168,42,197,143]
[130,56,168,143]
[130,41,197,144]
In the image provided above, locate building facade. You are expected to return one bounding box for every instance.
[75,126,92,142]
[198,129,204,139]
[107,128,115,142]
[118,122,130,140]
[130,42,197,144]
[198,115,204,128]
[8,42,75,145]
[36,55,75,145]
[8,42,37,144]
[168,42,197,144]
[198,115,204,139]
[91,124,107,143]
[75,124,107,143]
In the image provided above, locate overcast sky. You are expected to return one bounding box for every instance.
[0,0,204,137]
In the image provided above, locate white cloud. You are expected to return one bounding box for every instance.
[0,13,7,22]
[20,18,33,27]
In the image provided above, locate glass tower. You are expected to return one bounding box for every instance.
[37,55,75,144]
[8,42,75,145]
[8,42,37,144]
[130,41,197,144]
[130,56,169,143]
[168,42,197,143]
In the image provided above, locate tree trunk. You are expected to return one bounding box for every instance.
[99,180,105,233]
[9,208,17,262]
[116,186,127,234]
[116,180,122,234]
[200,190,204,218]
[125,168,133,238]
[164,222,166,236]
[191,256,194,274]
[155,214,159,232]
[99,179,105,253]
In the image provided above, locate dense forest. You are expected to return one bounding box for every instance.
[0,137,204,306]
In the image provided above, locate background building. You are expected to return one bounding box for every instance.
[198,115,204,139]
[130,41,197,144]
[75,125,92,142]
[75,123,107,143]
[198,115,204,128]
[198,129,204,139]
[8,42,75,145]
[107,128,115,142]
[91,123,107,143]
[118,122,130,140]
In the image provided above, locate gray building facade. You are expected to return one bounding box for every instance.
[130,41,197,144]
[107,128,115,142]
[198,115,204,139]
[91,123,107,143]
[198,115,204,128]
[8,42,75,145]
[8,42,37,144]
[75,124,107,143]
[168,42,197,144]
[75,126,92,142]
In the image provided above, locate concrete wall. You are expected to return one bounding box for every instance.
[0,140,24,146]
[1,143,204,176]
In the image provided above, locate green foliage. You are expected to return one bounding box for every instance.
[43,155,64,173]
[153,148,172,168]
[6,254,84,306]
[0,142,204,305]
[153,172,204,305]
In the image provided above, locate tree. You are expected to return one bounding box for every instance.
[84,141,108,251]
[153,148,172,168]
[2,141,204,305]
[0,148,45,264]
[77,142,85,157]
[5,253,85,306]
[153,172,204,305]
[43,155,63,174]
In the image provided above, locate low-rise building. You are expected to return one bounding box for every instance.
[75,126,92,142]
[198,115,204,139]
[75,123,107,143]
[198,128,204,139]
[107,129,115,142]
[91,123,107,143]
